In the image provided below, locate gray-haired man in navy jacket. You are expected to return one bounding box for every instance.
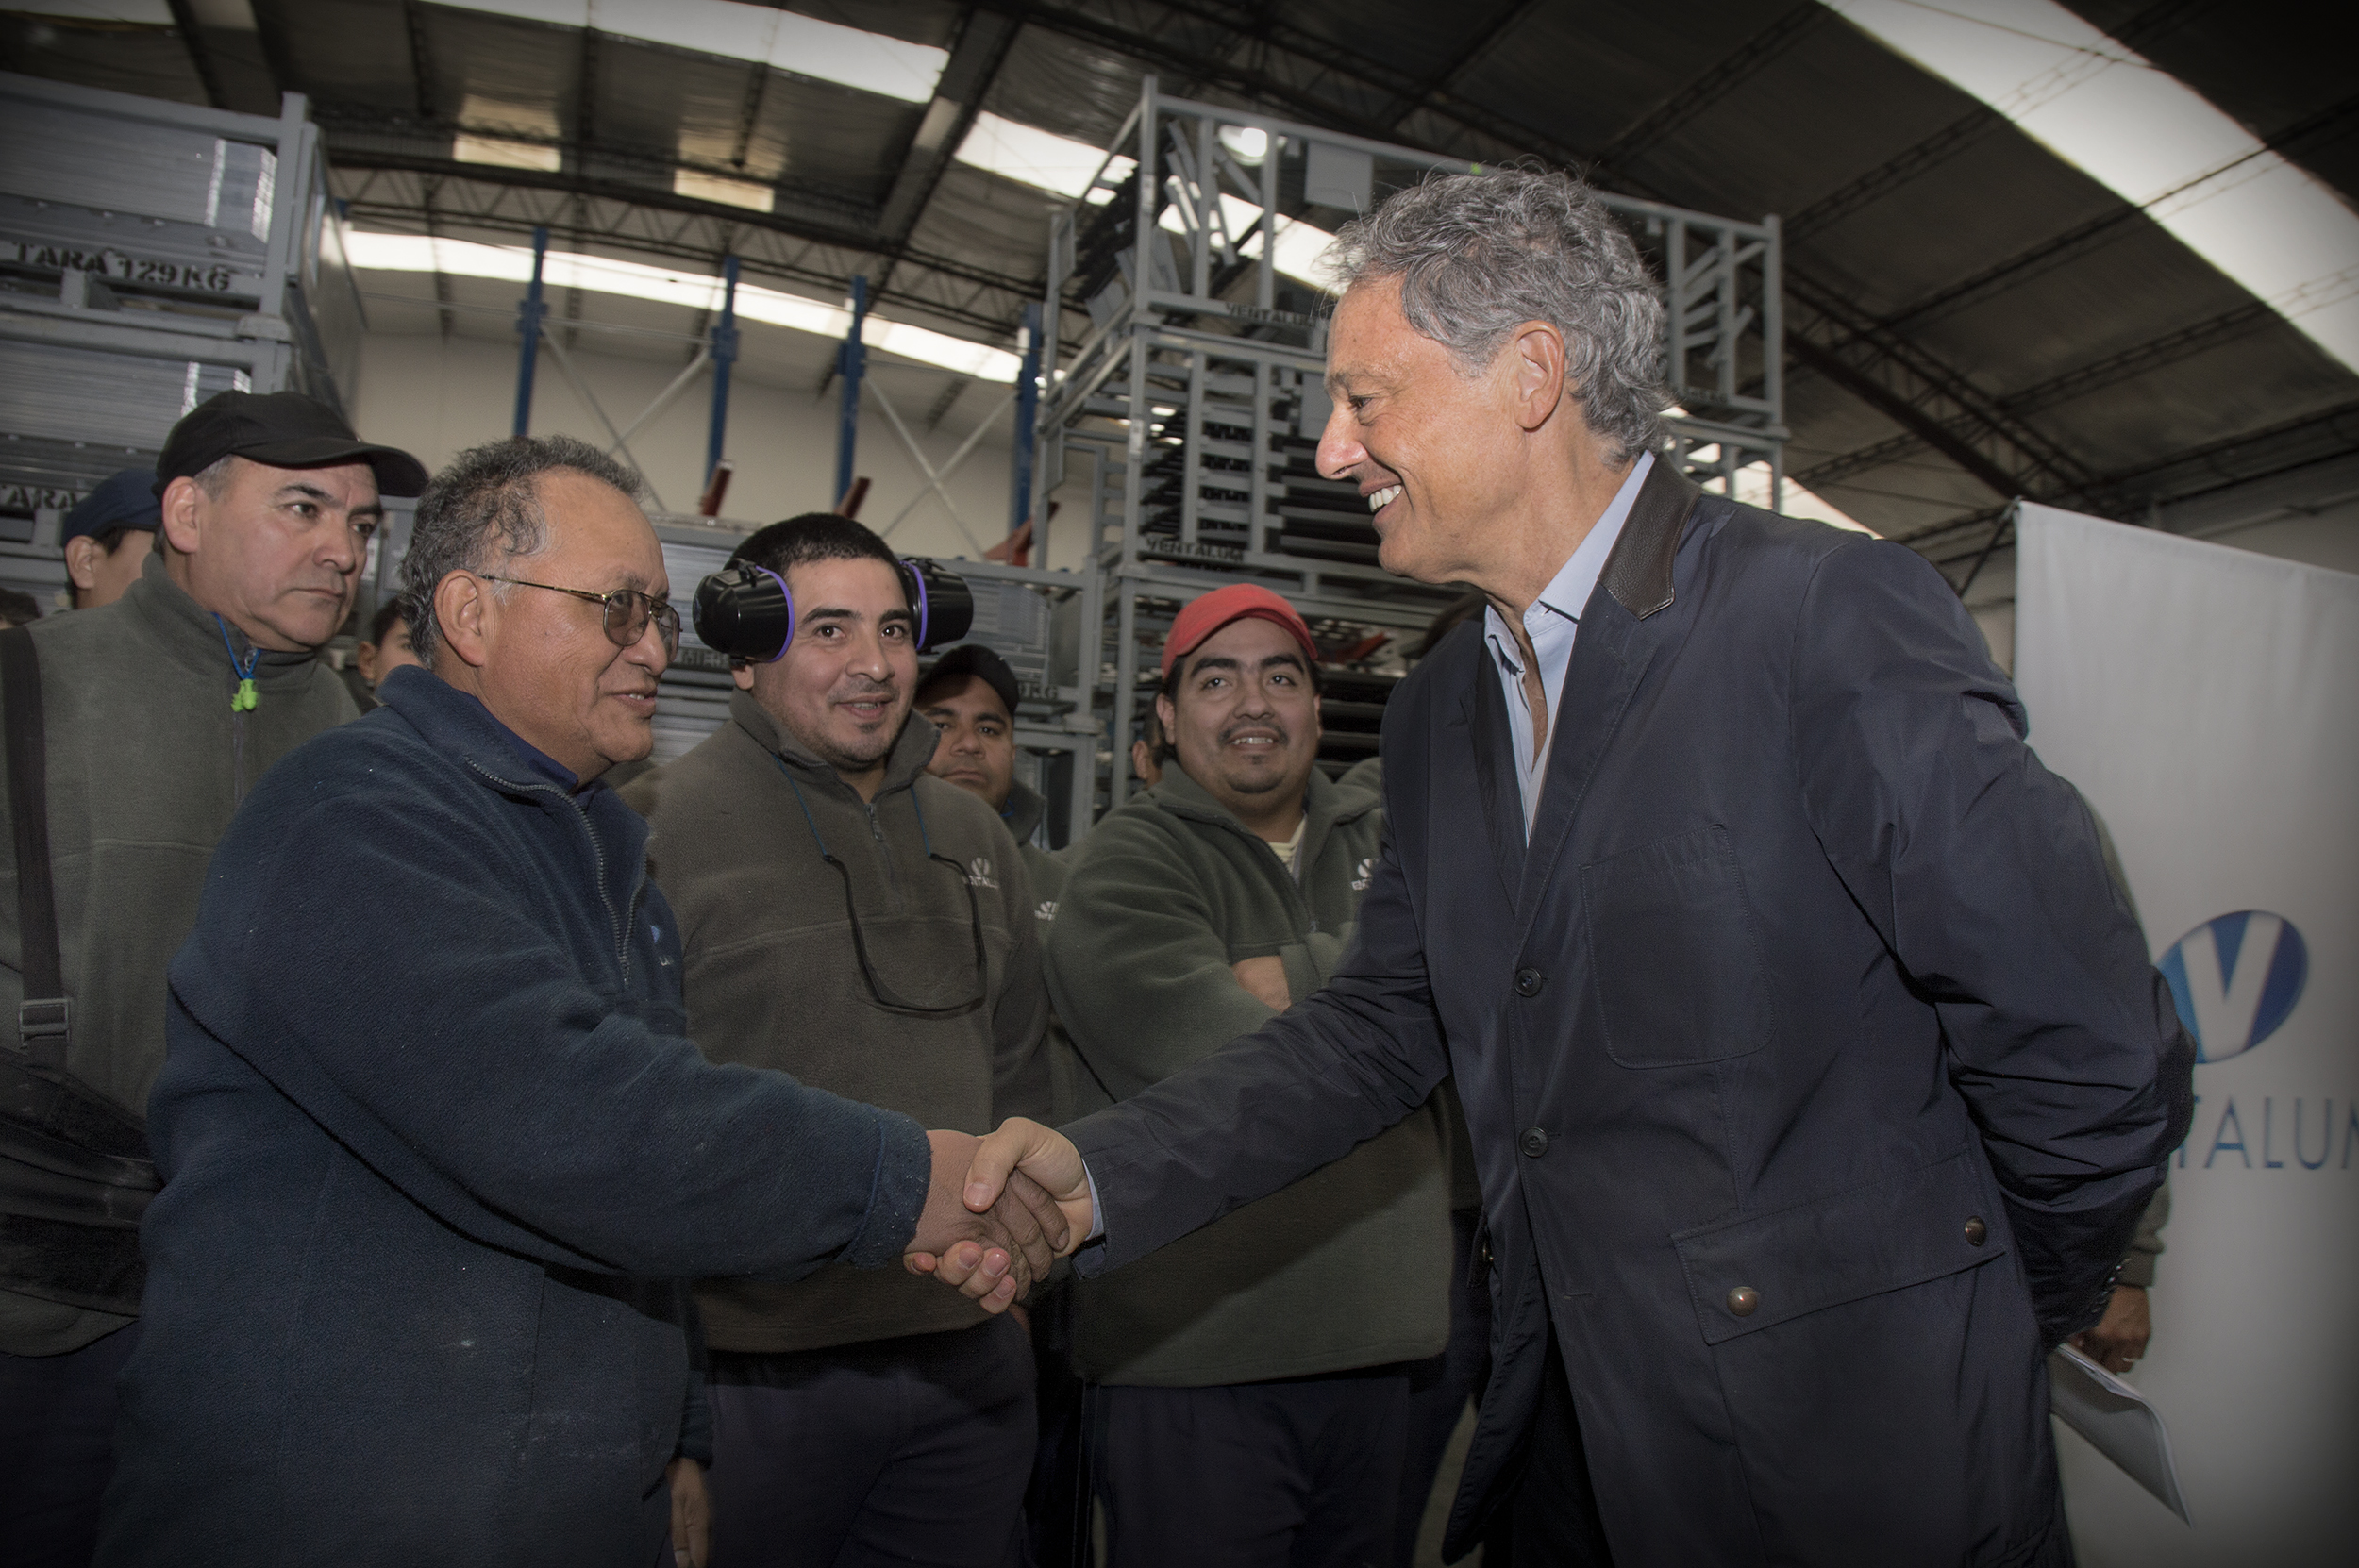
[99,436,1063,1568]
[936,169,2193,1568]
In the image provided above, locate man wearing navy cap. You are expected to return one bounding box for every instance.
[61,470,164,611]
[0,391,425,1565]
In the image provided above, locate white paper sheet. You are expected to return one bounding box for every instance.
[2049,1343,2192,1525]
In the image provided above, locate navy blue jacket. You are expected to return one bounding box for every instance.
[99,667,933,1568]
[1068,463,2195,1566]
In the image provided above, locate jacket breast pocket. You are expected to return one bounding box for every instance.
[1580,825,1771,1068]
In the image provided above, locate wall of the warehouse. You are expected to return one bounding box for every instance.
[352,334,1060,569]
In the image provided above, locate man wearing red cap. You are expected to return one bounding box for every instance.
[1043,582,1453,1568]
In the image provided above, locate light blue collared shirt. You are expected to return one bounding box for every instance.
[1072,456,1661,1248]
[1481,451,1653,838]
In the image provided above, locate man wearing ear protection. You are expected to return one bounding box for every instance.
[623,514,1052,1568]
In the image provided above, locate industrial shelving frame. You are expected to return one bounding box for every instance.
[1029,79,1787,809]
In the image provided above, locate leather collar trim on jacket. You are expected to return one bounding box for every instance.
[1598,457,1704,621]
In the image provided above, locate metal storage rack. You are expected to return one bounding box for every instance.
[0,70,363,609]
[1030,79,1786,809]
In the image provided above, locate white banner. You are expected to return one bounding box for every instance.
[2016,503,2359,1566]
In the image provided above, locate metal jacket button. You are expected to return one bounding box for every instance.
[1726,1286,1760,1317]
[1520,1126,1549,1158]
[1514,967,1545,996]
[1964,1215,1988,1246]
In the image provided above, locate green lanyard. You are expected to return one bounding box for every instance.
[213,614,259,712]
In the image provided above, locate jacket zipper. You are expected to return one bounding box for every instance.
[465,759,634,981]
[862,795,909,911]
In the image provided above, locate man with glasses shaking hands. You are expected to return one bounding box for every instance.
[623,512,1051,1568]
[103,442,1065,1568]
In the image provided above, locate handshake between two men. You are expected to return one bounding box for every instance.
[907,1122,1091,1307]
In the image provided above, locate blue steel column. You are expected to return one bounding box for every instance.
[834,275,869,509]
[1009,300,1042,536]
[705,255,741,486]
[511,225,548,437]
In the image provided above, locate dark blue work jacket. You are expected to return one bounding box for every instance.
[1069,461,2193,1566]
[100,667,929,1568]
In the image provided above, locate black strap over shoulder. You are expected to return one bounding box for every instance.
[2,626,67,1071]
[0,625,156,1316]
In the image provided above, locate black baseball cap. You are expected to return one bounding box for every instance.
[156,391,428,497]
[917,643,1019,720]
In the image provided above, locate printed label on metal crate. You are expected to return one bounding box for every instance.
[3,241,243,294]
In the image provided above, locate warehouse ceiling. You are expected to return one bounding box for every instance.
[4,0,2352,578]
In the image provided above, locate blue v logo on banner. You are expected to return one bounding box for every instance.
[2159,911,2308,1063]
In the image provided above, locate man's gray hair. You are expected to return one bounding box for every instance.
[398,435,644,665]
[1330,169,1668,465]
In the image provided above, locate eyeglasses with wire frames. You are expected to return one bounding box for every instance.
[779,764,987,1017]
[479,575,680,657]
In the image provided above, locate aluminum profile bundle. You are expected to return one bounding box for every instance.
[0,70,363,604]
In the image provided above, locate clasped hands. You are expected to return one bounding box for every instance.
[905,1123,1093,1311]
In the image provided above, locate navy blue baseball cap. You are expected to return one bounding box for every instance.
[156,391,427,497]
[63,469,163,542]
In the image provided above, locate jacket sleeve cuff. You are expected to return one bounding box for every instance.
[833,1109,932,1270]
[673,1374,714,1467]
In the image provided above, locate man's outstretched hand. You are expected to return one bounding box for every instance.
[906,1119,1094,1311]
[904,1129,1071,1310]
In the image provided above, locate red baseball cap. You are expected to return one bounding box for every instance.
[1161,583,1316,677]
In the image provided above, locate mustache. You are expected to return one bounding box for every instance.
[831,676,901,704]
[1221,720,1289,747]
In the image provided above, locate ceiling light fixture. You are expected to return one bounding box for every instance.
[343,231,1021,381]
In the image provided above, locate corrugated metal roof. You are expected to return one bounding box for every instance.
[3,0,2348,571]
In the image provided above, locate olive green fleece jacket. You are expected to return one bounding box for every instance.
[1000,780,1108,1124]
[623,692,1050,1355]
[0,555,357,1355]
[1046,766,1450,1386]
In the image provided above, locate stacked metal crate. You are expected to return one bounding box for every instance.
[1030,80,1787,811]
[0,71,362,610]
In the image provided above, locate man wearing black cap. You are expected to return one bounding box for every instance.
[61,470,165,611]
[0,390,425,1564]
[916,644,1069,922]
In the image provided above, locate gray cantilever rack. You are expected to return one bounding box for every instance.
[1029,79,1787,813]
[0,70,363,610]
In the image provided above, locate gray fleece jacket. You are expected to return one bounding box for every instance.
[624,692,1050,1354]
[1,554,355,1355]
[1046,766,1450,1385]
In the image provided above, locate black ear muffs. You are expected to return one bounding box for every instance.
[693,556,975,662]
[899,558,973,654]
[692,561,795,663]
